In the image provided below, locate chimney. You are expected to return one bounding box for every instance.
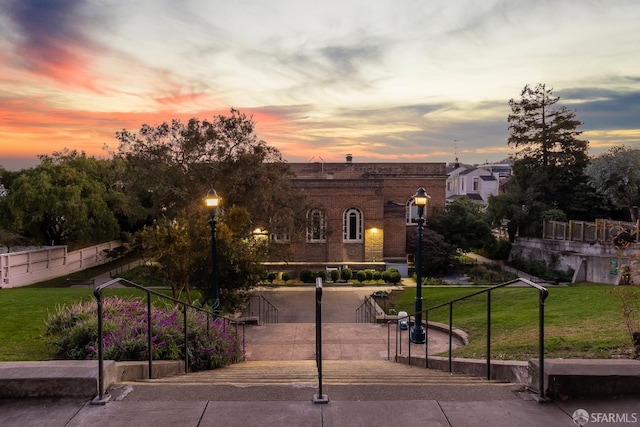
[346,154,353,163]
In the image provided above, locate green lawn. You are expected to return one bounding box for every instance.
[0,287,187,361]
[389,283,637,360]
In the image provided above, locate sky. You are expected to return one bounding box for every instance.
[1,0,639,171]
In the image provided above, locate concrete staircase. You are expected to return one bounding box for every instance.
[110,359,519,404]
[143,360,502,387]
[135,360,501,387]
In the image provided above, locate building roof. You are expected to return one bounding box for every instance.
[289,160,447,180]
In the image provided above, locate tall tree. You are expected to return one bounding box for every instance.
[3,151,120,247]
[586,146,640,222]
[112,109,304,241]
[506,83,591,222]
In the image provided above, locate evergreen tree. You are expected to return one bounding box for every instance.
[506,83,591,226]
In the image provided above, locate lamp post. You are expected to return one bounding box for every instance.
[205,189,221,318]
[410,187,429,344]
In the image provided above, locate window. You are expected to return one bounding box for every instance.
[343,207,363,242]
[306,209,326,242]
[270,232,290,243]
[473,176,479,192]
[406,199,419,225]
[461,177,465,192]
[406,198,428,224]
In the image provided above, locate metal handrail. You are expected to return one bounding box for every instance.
[92,277,245,404]
[395,277,549,401]
[247,294,279,324]
[355,295,378,323]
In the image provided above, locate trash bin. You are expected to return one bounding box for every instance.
[398,311,409,330]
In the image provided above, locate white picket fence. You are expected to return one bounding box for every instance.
[0,241,122,288]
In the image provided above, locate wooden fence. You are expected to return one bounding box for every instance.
[543,219,639,244]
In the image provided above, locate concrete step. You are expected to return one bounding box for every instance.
[112,359,518,403]
[132,360,508,387]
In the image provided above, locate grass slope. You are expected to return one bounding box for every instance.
[389,283,636,360]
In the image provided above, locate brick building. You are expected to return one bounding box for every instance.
[268,155,447,273]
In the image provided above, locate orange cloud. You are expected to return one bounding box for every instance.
[0,96,307,162]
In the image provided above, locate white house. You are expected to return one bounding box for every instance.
[446,162,511,207]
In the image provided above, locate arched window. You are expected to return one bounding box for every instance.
[306,209,326,242]
[406,199,419,225]
[406,197,428,224]
[343,207,363,242]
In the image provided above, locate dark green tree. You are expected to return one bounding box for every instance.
[586,145,640,222]
[504,83,592,228]
[428,197,496,252]
[406,226,457,276]
[2,151,120,247]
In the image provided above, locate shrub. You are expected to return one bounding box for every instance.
[316,270,327,281]
[356,270,367,282]
[388,271,401,284]
[282,272,290,282]
[330,269,340,282]
[382,268,401,284]
[373,271,382,281]
[45,297,241,371]
[469,265,488,280]
[341,268,353,281]
[299,270,315,283]
[365,269,374,281]
[382,270,390,282]
[266,272,277,283]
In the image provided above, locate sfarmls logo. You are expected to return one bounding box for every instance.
[573,409,638,425]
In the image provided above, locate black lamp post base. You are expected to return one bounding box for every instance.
[410,325,426,344]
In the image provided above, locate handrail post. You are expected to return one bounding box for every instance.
[147,292,153,379]
[242,323,246,361]
[425,310,429,367]
[537,288,549,402]
[448,302,453,373]
[313,277,328,404]
[408,316,411,364]
[91,288,110,405]
[387,321,391,361]
[395,321,399,361]
[184,303,189,374]
[487,290,491,380]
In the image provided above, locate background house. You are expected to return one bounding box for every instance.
[446,160,512,207]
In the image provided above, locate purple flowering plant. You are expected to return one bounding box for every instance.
[45,296,241,370]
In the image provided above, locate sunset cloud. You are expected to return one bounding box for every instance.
[1,0,639,170]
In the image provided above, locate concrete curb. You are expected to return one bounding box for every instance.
[0,360,184,398]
